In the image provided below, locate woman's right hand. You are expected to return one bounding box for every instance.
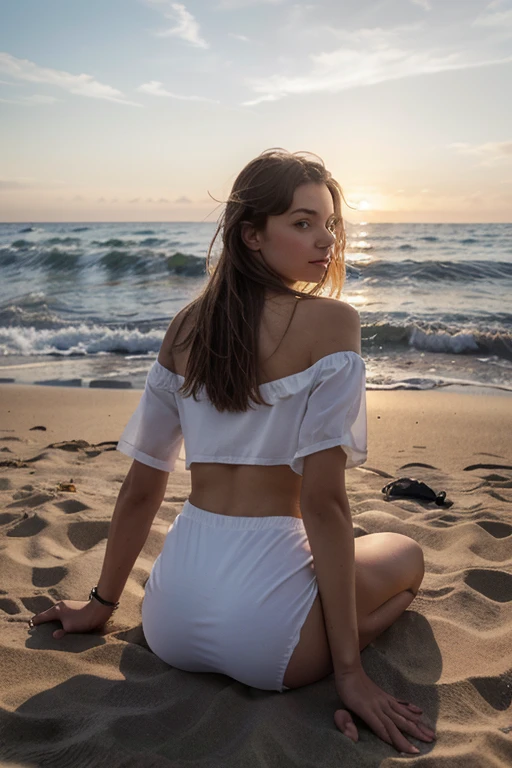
[334,666,436,755]
[28,599,115,639]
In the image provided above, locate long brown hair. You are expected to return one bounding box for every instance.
[173,148,348,412]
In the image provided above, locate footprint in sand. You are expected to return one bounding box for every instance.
[53,499,91,514]
[48,439,90,452]
[470,673,512,711]
[32,566,67,588]
[419,586,455,599]
[356,466,393,478]
[464,463,512,472]
[21,595,54,614]
[48,440,118,457]
[0,513,18,526]
[0,597,21,615]
[476,521,512,539]
[11,485,36,500]
[67,520,109,550]
[6,512,48,537]
[429,514,458,528]
[464,569,512,603]
[6,492,55,509]
[487,489,512,503]
[398,462,439,470]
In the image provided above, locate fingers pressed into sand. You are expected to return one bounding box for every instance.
[29,605,59,625]
[389,700,435,737]
[334,709,358,742]
[383,702,434,743]
[359,710,395,750]
[379,711,420,754]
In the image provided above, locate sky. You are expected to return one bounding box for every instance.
[0,0,511,223]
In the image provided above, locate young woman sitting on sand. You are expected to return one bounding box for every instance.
[29,148,435,755]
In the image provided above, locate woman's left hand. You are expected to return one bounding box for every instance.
[28,599,115,639]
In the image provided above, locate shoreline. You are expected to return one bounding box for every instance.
[1,378,511,397]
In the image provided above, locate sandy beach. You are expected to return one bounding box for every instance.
[0,383,511,767]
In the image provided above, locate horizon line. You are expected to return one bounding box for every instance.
[1,219,512,225]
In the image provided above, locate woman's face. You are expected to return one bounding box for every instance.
[242,182,337,288]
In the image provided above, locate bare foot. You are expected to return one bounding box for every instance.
[334,708,358,742]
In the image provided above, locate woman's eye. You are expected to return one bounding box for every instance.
[295,221,309,229]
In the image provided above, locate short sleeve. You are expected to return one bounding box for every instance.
[116,363,183,472]
[291,352,367,475]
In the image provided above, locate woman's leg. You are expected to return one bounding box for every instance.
[283,532,425,688]
[354,532,425,649]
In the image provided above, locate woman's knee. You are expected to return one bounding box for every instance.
[397,534,425,594]
[369,532,425,594]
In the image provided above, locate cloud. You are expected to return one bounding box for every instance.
[450,140,512,165]
[174,195,192,203]
[410,0,431,10]
[137,80,219,102]
[0,52,142,105]
[242,26,512,105]
[228,33,250,42]
[145,1,209,48]
[472,6,512,28]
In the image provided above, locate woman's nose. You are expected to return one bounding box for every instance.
[318,229,335,248]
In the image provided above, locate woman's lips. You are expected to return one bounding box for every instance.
[310,259,330,266]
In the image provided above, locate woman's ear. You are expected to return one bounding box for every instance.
[240,221,262,252]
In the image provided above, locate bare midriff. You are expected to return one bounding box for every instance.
[188,463,303,518]
[159,291,321,519]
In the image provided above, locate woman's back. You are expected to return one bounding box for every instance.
[157,292,360,518]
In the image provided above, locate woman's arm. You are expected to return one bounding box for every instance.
[29,460,169,635]
[95,460,169,603]
[300,449,361,675]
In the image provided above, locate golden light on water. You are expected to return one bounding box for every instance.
[344,294,368,306]
[358,200,371,211]
[349,240,372,249]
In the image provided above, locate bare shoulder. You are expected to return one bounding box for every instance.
[158,303,196,367]
[301,297,361,363]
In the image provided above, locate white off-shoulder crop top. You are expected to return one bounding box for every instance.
[116,350,367,476]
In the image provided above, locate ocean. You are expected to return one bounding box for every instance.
[0,221,511,394]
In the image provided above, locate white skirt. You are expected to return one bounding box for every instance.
[141,499,319,692]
